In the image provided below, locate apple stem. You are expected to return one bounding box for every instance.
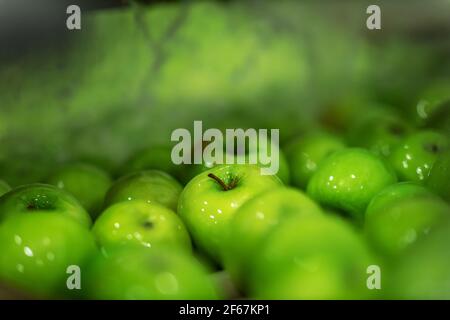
[208,173,230,191]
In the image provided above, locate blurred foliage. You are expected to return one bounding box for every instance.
[0,0,448,185]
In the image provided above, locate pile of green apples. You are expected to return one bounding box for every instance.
[0,93,449,300]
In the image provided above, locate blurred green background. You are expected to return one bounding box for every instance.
[0,0,449,186]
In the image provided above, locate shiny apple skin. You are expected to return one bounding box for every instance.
[178,164,282,263]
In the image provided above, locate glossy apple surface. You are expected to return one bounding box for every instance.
[224,187,323,288]
[178,164,282,263]
[47,163,112,219]
[0,213,97,298]
[389,130,448,182]
[104,170,182,211]
[0,184,92,228]
[84,246,219,300]
[92,200,191,252]
[284,132,345,188]
[307,148,397,218]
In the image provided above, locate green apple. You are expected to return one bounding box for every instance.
[426,150,450,202]
[307,148,397,219]
[389,219,450,299]
[347,110,412,157]
[366,182,435,217]
[47,163,112,219]
[84,246,219,300]
[117,145,181,179]
[389,130,448,182]
[248,215,375,299]
[92,200,191,252]
[365,195,450,256]
[224,187,323,289]
[284,132,345,188]
[0,184,92,228]
[0,213,97,298]
[0,180,11,197]
[178,164,282,263]
[104,170,182,211]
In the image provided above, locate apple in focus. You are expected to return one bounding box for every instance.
[178,164,282,263]
[92,200,191,252]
